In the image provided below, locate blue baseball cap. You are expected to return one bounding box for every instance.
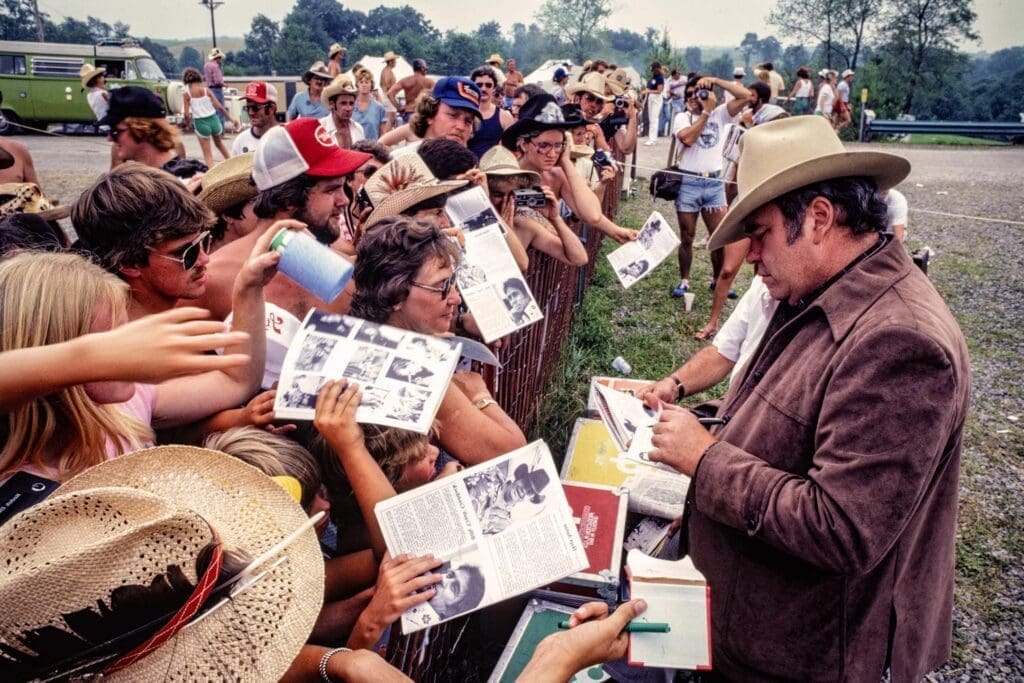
[431,77,482,119]
[553,67,568,82]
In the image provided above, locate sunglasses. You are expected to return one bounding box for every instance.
[474,81,495,89]
[411,273,457,300]
[245,103,272,114]
[109,127,128,141]
[147,231,213,271]
[355,164,380,178]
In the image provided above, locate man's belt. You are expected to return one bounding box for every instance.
[209,84,224,89]
[680,169,721,179]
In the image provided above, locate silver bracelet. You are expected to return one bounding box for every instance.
[318,647,352,682]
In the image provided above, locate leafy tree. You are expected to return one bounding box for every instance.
[139,37,177,76]
[271,20,324,75]
[510,22,555,70]
[684,46,703,74]
[841,0,883,70]
[647,29,685,73]
[604,28,649,56]
[437,31,487,75]
[535,0,612,63]
[780,44,811,80]
[758,36,782,64]
[236,13,279,74]
[769,0,845,68]
[1,0,41,40]
[703,53,736,80]
[739,32,761,69]
[47,17,93,44]
[363,5,438,41]
[178,45,203,71]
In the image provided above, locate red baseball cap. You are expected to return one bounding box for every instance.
[253,118,371,191]
[244,81,277,104]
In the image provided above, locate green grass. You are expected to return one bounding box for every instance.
[907,133,1009,146]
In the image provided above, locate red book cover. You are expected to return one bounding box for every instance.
[559,482,627,594]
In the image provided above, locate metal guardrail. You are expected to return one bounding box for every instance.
[866,118,1024,139]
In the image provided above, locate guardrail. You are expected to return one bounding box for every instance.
[864,118,1024,141]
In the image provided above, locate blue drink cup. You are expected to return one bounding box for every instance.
[270,228,353,303]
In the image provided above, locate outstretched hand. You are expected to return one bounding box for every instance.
[347,553,443,649]
[313,379,366,456]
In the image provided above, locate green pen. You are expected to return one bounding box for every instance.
[557,620,671,633]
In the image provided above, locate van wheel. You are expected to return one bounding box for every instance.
[0,110,21,136]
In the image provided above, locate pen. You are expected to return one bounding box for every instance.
[697,417,727,426]
[557,620,671,633]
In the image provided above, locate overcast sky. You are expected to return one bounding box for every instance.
[36,0,1021,52]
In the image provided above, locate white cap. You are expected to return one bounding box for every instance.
[253,125,309,191]
[733,67,746,77]
[841,69,855,78]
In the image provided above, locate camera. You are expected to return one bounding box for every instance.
[592,150,615,170]
[613,95,628,110]
[354,187,373,213]
[513,188,546,208]
[697,88,710,100]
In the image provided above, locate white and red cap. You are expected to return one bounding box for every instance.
[244,81,277,104]
[253,118,371,191]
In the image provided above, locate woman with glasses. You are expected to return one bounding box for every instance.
[287,61,332,122]
[467,65,514,159]
[351,217,526,465]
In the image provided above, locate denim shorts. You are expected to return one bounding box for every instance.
[675,174,727,213]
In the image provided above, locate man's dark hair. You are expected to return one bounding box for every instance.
[750,81,772,105]
[772,177,888,244]
[469,65,499,84]
[762,62,774,72]
[418,138,475,178]
[253,174,320,219]
[797,66,811,79]
[514,84,545,100]
[352,139,390,165]
[412,58,427,73]
[0,213,69,257]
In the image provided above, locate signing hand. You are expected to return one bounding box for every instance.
[637,377,679,405]
[645,395,716,477]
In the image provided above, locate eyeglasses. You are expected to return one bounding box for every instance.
[474,81,495,89]
[581,93,602,103]
[355,165,380,178]
[529,140,567,154]
[410,274,457,299]
[685,91,696,99]
[109,127,128,141]
[146,231,213,271]
[245,103,272,114]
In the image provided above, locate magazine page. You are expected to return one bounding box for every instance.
[273,311,460,434]
[593,383,660,453]
[447,187,543,343]
[374,441,588,633]
[607,211,681,288]
[586,376,656,417]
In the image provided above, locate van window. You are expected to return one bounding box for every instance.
[95,60,126,80]
[0,55,28,75]
[31,56,84,77]
[136,57,165,81]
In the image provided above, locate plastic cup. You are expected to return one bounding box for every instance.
[683,292,696,313]
[270,228,353,303]
[612,356,632,375]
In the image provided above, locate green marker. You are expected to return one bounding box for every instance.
[557,620,671,633]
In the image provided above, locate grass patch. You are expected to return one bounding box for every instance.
[907,133,1009,146]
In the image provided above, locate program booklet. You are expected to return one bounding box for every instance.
[273,311,461,433]
[375,440,588,634]
[446,185,543,342]
[586,376,656,418]
[606,211,681,288]
[626,549,712,671]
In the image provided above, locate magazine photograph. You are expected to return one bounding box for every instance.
[606,211,681,289]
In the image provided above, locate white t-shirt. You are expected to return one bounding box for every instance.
[231,127,261,156]
[672,105,735,173]
[837,81,851,104]
[816,84,835,114]
[795,79,813,98]
[87,88,109,121]
[319,114,365,147]
[713,276,778,386]
[885,188,908,234]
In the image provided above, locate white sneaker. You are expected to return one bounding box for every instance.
[643,139,657,146]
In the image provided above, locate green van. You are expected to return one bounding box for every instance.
[0,38,169,134]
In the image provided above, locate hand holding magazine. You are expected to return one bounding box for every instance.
[607,211,681,288]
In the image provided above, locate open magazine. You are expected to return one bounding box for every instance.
[446,185,543,342]
[593,383,682,474]
[273,311,461,433]
[607,211,681,288]
[374,440,588,633]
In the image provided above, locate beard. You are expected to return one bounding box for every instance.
[297,204,342,244]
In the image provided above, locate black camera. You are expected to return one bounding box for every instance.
[355,186,373,213]
[592,150,615,169]
[613,95,628,109]
[513,188,546,208]
[697,88,710,100]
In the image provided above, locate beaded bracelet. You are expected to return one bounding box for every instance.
[318,646,352,682]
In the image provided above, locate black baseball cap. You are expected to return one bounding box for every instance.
[97,86,166,128]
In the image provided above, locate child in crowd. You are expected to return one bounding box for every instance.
[181,67,238,168]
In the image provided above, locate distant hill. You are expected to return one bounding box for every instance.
[155,36,245,58]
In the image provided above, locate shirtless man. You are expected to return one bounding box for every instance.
[0,139,40,187]
[379,51,399,133]
[501,58,524,110]
[387,59,433,124]
[193,118,372,322]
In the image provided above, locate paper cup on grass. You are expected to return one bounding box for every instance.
[683,292,696,313]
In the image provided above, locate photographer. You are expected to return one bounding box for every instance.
[565,73,637,156]
[669,74,749,328]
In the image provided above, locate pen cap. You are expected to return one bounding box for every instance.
[270,228,353,303]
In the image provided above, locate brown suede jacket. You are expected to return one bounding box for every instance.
[689,237,971,682]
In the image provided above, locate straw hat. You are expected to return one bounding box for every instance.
[208,47,225,61]
[328,42,345,59]
[322,74,357,102]
[198,153,258,215]
[0,182,70,220]
[79,62,105,89]
[362,154,467,228]
[479,146,540,182]
[604,68,631,96]
[383,50,398,62]
[707,116,911,251]
[487,53,504,66]
[0,446,323,681]
[303,60,332,84]
[565,72,611,101]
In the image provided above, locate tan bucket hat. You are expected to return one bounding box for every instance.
[0,446,323,681]
[565,72,610,101]
[328,42,345,59]
[198,153,258,215]
[79,62,105,89]
[362,153,467,228]
[322,74,358,102]
[479,146,540,182]
[383,50,398,62]
[707,116,911,251]
[605,68,631,96]
[208,47,225,61]
[303,60,332,84]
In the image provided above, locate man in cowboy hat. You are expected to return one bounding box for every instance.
[466,458,551,534]
[379,50,400,131]
[232,81,279,156]
[288,61,332,122]
[645,115,970,682]
[320,75,364,149]
[564,72,637,157]
[386,58,433,124]
[327,42,345,77]
[204,47,226,125]
[486,52,507,91]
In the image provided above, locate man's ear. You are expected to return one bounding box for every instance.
[118,264,143,280]
[807,196,837,244]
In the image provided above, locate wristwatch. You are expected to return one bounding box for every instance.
[474,397,498,411]
[669,375,686,401]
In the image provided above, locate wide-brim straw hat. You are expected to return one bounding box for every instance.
[479,145,540,182]
[328,42,345,59]
[208,47,225,61]
[707,116,911,251]
[323,74,357,102]
[303,60,332,84]
[198,153,258,215]
[0,446,324,681]
[383,50,398,62]
[487,53,504,66]
[565,72,611,101]
[0,181,71,220]
[79,62,105,89]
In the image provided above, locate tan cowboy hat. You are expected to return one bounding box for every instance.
[0,182,70,221]
[707,116,911,251]
[208,47,225,61]
[79,62,105,89]
[0,446,323,681]
[322,74,357,102]
[303,60,332,84]
[328,42,345,59]
[362,154,467,228]
[198,153,258,216]
[487,53,504,66]
[479,146,541,182]
[383,50,398,62]
[565,72,610,101]
[604,68,631,96]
